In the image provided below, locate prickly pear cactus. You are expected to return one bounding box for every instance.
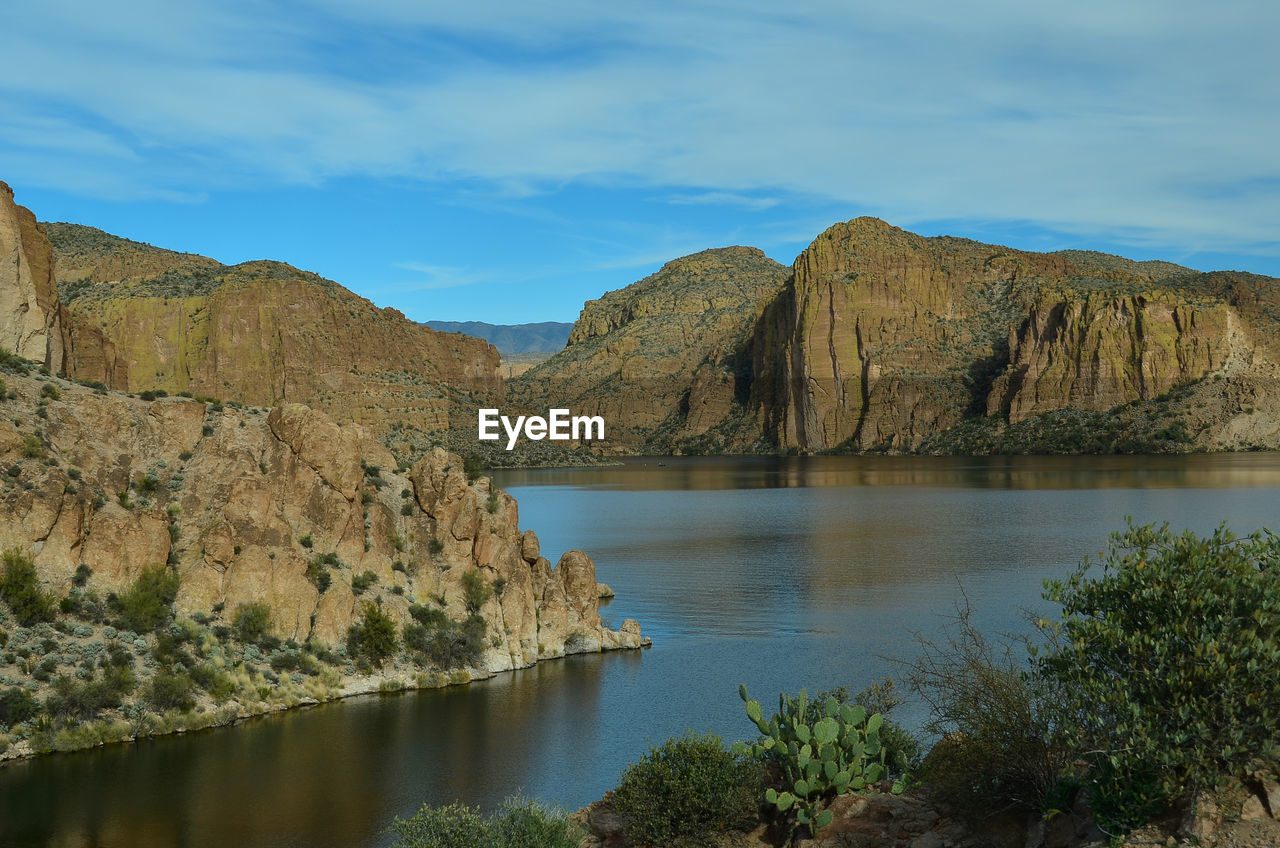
[732,684,904,843]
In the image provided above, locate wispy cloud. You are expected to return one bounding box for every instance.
[665,192,780,211]
[1,1,1278,258]
[387,262,491,291]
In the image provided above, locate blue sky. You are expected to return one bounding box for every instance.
[3,1,1278,324]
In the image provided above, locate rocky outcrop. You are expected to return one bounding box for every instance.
[43,222,502,433]
[748,218,1280,453]
[0,182,69,371]
[989,292,1237,423]
[0,372,641,669]
[511,246,788,450]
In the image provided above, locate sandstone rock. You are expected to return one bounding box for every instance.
[511,246,788,450]
[0,182,68,370]
[597,581,614,599]
[44,223,501,433]
[0,371,641,664]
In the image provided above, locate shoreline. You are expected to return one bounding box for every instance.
[0,634,648,765]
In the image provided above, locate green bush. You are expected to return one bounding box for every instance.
[110,565,180,632]
[462,454,484,482]
[1,548,57,626]
[901,601,1063,816]
[613,731,759,848]
[347,602,398,666]
[402,604,486,669]
[0,685,39,725]
[234,602,273,643]
[428,539,444,555]
[22,434,44,459]
[461,570,492,614]
[147,669,195,711]
[390,796,582,848]
[1038,522,1280,833]
[306,553,336,593]
[351,570,377,595]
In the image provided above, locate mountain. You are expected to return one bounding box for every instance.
[508,246,789,450]
[517,218,1280,455]
[424,320,573,354]
[42,222,502,436]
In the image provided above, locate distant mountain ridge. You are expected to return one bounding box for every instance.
[424,320,573,354]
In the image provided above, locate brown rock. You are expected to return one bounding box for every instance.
[0,182,69,371]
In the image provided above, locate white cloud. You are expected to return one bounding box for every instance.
[0,1,1277,256]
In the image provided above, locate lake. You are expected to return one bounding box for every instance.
[3,454,1279,847]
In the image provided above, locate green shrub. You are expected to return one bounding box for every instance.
[613,730,759,848]
[428,538,444,555]
[22,434,44,459]
[72,564,93,587]
[901,601,1063,816]
[147,669,195,711]
[1038,521,1280,833]
[110,565,180,632]
[351,570,377,595]
[402,604,486,669]
[40,383,60,401]
[306,554,334,593]
[462,454,484,482]
[486,491,499,514]
[234,602,273,644]
[1,548,57,626]
[0,685,39,725]
[401,502,415,516]
[461,570,491,614]
[347,602,398,666]
[389,796,582,848]
[299,534,313,549]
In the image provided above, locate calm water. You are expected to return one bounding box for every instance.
[3,454,1280,847]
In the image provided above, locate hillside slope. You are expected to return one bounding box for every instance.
[44,222,502,434]
[509,246,789,450]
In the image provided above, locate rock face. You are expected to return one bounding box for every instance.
[748,218,1280,453]
[43,222,502,433]
[988,292,1237,423]
[0,183,69,371]
[511,246,788,450]
[0,372,641,670]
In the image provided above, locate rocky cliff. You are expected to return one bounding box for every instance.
[0,369,639,669]
[510,246,788,450]
[748,218,1280,453]
[0,183,69,372]
[43,222,502,434]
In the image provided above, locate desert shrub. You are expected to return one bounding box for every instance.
[22,434,44,459]
[0,685,39,725]
[461,570,491,614]
[351,570,377,595]
[901,601,1064,816]
[347,602,398,666]
[428,539,444,555]
[40,383,60,401]
[234,602,273,644]
[613,730,759,848]
[110,565,180,633]
[462,454,484,482]
[401,502,414,516]
[390,796,581,848]
[306,554,335,593]
[147,670,195,711]
[72,564,93,587]
[1,549,57,626]
[402,605,486,669]
[1038,521,1280,834]
[486,491,499,514]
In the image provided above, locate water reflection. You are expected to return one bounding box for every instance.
[4,454,1280,847]
[499,452,1280,491]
